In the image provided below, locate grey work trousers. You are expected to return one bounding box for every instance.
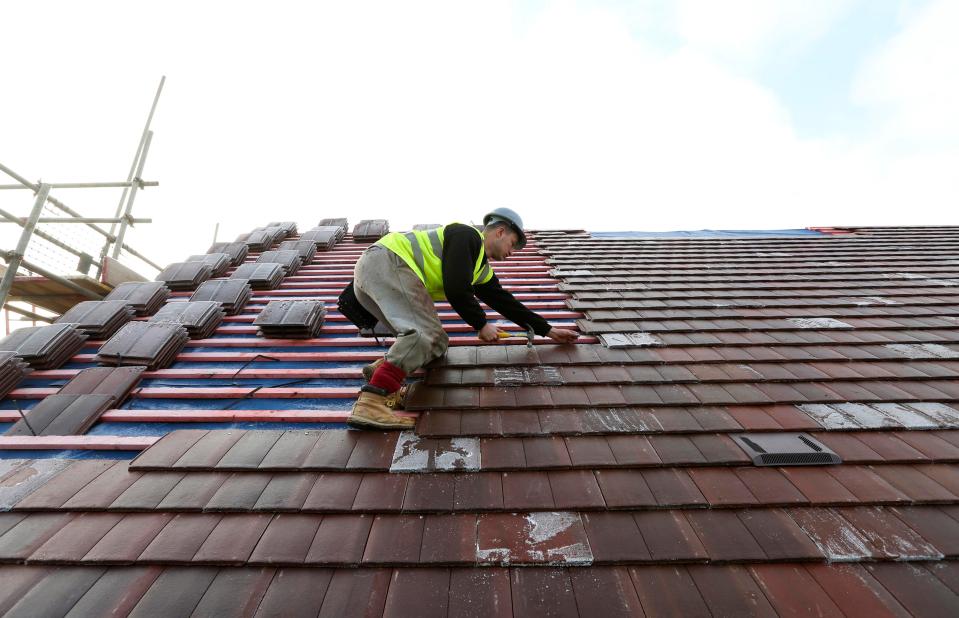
[353,245,450,374]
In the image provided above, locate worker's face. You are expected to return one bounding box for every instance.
[486,226,520,261]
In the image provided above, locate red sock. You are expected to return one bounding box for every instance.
[370,360,406,393]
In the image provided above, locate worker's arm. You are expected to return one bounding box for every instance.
[443,224,578,343]
[474,274,551,336]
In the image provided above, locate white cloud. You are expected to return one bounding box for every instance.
[853,0,959,140]
[674,0,861,67]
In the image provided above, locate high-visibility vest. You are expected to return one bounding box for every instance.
[376,224,494,300]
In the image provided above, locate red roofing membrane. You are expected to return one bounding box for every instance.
[1,225,958,615]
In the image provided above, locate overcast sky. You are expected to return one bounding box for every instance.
[1,0,957,275]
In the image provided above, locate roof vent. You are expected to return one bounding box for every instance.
[731,433,841,466]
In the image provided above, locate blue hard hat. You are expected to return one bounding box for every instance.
[483,207,527,250]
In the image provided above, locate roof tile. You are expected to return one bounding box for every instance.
[593,469,657,508]
[382,568,451,618]
[171,430,245,469]
[569,566,645,618]
[865,562,959,616]
[137,513,220,563]
[781,467,860,505]
[127,566,220,616]
[548,471,606,509]
[304,514,372,565]
[205,473,272,511]
[634,510,708,561]
[502,471,554,510]
[13,460,114,510]
[28,512,123,563]
[191,567,275,617]
[453,473,504,511]
[301,473,362,511]
[688,468,759,506]
[628,565,711,616]
[64,566,163,617]
[3,566,107,617]
[419,515,478,564]
[252,472,317,511]
[403,474,455,512]
[686,564,778,617]
[581,512,650,562]
[352,473,408,512]
[749,564,845,617]
[192,513,273,564]
[685,509,768,561]
[248,514,322,564]
[317,568,392,616]
[643,468,707,506]
[110,472,185,510]
[61,463,142,510]
[804,562,912,617]
[253,568,334,616]
[84,513,173,564]
[155,472,230,511]
[362,515,427,564]
[510,568,578,617]
[738,509,824,560]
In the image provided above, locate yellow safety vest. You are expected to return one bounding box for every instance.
[376,224,494,300]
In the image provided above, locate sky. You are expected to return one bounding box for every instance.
[1,0,957,276]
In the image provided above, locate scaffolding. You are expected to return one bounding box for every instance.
[0,77,165,331]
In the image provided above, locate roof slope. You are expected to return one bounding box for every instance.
[1,225,958,615]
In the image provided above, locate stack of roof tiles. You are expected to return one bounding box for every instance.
[256,249,302,275]
[230,262,285,290]
[54,299,136,339]
[189,279,253,315]
[240,229,274,251]
[185,253,232,277]
[1,225,958,616]
[207,241,248,266]
[103,281,170,316]
[277,239,317,264]
[299,225,345,251]
[242,225,290,250]
[253,299,326,338]
[149,300,226,339]
[95,321,190,370]
[319,217,348,234]
[352,219,389,242]
[0,351,31,399]
[0,323,88,369]
[155,261,214,291]
[267,221,298,237]
[5,366,144,436]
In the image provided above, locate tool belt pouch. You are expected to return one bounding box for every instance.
[338,280,378,330]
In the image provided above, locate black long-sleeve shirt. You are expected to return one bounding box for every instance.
[441,223,551,336]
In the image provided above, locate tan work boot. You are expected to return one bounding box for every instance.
[362,357,386,382]
[384,384,410,410]
[347,386,415,430]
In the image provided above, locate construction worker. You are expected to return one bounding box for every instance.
[342,208,579,430]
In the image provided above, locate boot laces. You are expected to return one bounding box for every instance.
[384,386,408,409]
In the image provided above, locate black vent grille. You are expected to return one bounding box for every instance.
[732,433,841,467]
[758,452,838,466]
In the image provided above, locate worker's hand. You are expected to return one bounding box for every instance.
[546,327,579,344]
[478,323,508,342]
